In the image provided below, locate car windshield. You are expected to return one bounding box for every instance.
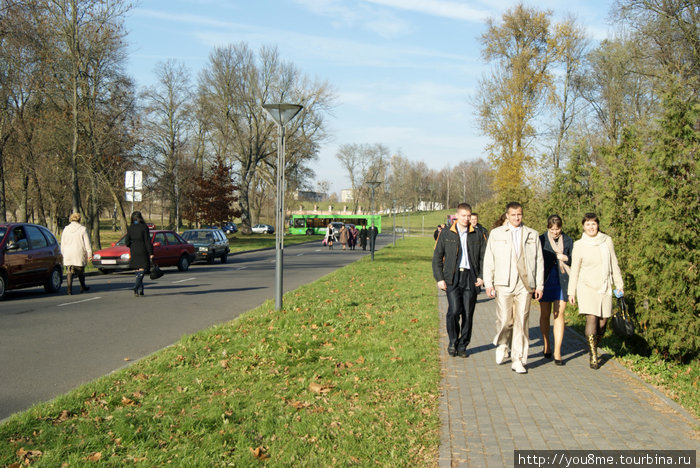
[0,227,6,243]
[182,231,212,242]
[115,235,127,246]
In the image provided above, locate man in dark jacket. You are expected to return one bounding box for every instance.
[432,203,487,357]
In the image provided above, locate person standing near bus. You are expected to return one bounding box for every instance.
[349,225,359,250]
[369,222,378,252]
[325,223,334,250]
[339,224,349,250]
[359,225,368,250]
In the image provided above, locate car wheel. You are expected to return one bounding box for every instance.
[177,254,190,272]
[306,228,314,235]
[0,272,7,299]
[220,250,228,263]
[44,266,62,293]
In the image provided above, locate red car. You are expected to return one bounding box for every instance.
[92,230,195,273]
[0,222,63,299]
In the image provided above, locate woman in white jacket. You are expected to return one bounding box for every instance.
[61,213,93,294]
[567,213,624,369]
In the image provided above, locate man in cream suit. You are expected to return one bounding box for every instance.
[483,202,544,374]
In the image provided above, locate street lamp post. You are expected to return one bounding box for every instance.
[366,180,380,261]
[392,199,397,247]
[262,103,303,311]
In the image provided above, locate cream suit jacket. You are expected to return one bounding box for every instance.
[483,223,544,291]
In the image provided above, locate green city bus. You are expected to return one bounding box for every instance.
[289,214,382,235]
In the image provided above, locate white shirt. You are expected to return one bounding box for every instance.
[458,225,470,269]
[510,224,522,258]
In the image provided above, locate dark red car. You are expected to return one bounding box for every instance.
[0,222,64,299]
[91,230,195,273]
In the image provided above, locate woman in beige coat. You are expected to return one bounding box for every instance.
[61,213,93,295]
[567,213,623,369]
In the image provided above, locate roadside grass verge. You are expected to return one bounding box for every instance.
[565,310,700,421]
[226,234,323,253]
[0,237,440,466]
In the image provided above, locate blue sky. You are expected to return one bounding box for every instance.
[124,0,615,195]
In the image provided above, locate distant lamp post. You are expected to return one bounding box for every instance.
[366,180,381,261]
[392,199,397,247]
[262,103,303,311]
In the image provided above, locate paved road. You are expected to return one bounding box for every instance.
[437,291,700,467]
[0,237,389,421]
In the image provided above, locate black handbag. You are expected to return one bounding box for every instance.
[149,262,164,280]
[611,297,634,338]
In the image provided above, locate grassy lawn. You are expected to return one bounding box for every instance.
[0,237,441,466]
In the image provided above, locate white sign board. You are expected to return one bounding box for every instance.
[125,171,143,190]
[125,191,142,202]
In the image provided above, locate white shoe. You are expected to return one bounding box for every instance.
[511,361,527,374]
[495,344,508,364]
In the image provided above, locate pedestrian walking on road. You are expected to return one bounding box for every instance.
[483,201,544,374]
[432,203,486,358]
[567,213,624,369]
[539,214,573,366]
[339,225,349,250]
[368,222,378,252]
[61,212,92,295]
[325,223,334,250]
[125,211,154,297]
[359,225,368,250]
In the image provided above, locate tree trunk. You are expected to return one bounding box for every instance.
[105,182,128,232]
[70,0,81,214]
[0,146,5,223]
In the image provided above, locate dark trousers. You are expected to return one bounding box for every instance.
[134,270,145,294]
[445,268,478,350]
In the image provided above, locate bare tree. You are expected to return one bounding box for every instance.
[336,143,389,212]
[140,60,193,229]
[547,18,589,170]
[42,0,133,214]
[198,43,334,227]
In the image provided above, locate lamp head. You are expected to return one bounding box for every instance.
[262,103,303,126]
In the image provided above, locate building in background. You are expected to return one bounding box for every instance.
[293,190,325,202]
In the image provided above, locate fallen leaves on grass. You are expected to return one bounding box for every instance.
[121,396,137,406]
[16,448,43,464]
[308,382,333,394]
[85,452,102,462]
[250,446,270,460]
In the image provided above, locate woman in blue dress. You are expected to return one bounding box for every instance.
[539,215,573,365]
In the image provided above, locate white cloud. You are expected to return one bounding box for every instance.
[362,0,491,22]
[291,0,413,38]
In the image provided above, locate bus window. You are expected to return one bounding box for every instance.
[294,218,306,228]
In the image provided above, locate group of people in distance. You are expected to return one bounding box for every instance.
[324,222,377,251]
[432,202,623,374]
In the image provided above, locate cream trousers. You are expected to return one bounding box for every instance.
[492,280,531,364]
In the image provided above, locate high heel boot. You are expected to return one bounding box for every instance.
[587,335,599,369]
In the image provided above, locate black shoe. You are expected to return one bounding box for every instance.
[139,291,144,296]
[79,286,90,294]
[554,359,564,366]
[543,352,552,359]
[447,345,457,357]
[457,348,469,358]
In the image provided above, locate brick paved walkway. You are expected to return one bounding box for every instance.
[437,291,700,467]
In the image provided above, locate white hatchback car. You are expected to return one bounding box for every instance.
[251,224,275,234]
